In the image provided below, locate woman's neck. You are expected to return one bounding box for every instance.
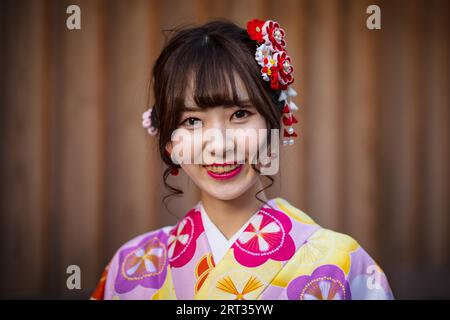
[200,180,268,240]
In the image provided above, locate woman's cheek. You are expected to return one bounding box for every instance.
[170,129,203,165]
[238,117,268,162]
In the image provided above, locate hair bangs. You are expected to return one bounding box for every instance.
[191,44,245,109]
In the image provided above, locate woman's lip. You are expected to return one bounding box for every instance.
[205,164,243,180]
[204,161,239,167]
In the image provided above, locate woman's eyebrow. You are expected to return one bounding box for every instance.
[182,100,253,111]
[182,105,201,112]
[237,100,252,107]
[220,100,253,108]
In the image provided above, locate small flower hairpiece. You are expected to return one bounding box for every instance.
[142,107,157,136]
[247,18,299,145]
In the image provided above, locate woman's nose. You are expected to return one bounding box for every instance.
[203,122,235,159]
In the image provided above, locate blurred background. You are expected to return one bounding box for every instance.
[0,0,449,299]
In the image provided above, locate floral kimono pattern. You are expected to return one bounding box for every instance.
[90,198,394,300]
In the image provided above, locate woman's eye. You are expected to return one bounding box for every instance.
[181,117,202,129]
[231,109,252,120]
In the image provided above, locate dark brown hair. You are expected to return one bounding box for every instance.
[148,19,284,212]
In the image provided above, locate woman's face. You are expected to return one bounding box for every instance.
[166,77,267,201]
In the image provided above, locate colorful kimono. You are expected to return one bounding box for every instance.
[91,198,394,300]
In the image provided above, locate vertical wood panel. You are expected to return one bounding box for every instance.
[379,0,405,269]
[227,0,268,25]
[384,0,426,267]
[305,0,344,229]
[161,0,207,29]
[104,0,159,263]
[378,2,437,297]
[342,0,380,256]
[52,0,105,296]
[377,0,398,276]
[206,0,233,20]
[425,0,450,267]
[0,0,50,298]
[269,0,308,209]
[404,0,428,267]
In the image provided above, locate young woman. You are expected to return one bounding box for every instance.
[91,19,394,300]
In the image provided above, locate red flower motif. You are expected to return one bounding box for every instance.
[262,63,280,90]
[247,18,296,101]
[263,20,286,51]
[247,19,265,43]
[275,51,294,88]
[269,66,280,90]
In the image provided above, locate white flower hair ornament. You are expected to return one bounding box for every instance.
[142,107,157,136]
[247,18,299,145]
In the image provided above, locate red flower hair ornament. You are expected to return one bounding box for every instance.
[247,18,299,145]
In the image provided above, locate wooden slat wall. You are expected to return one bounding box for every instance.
[0,0,50,297]
[342,0,379,255]
[51,0,105,297]
[425,0,450,268]
[104,0,159,271]
[271,0,308,217]
[0,0,449,299]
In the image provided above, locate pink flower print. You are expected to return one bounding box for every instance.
[115,231,169,294]
[232,207,295,268]
[168,208,204,268]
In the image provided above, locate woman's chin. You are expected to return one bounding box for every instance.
[200,165,258,200]
[201,183,252,201]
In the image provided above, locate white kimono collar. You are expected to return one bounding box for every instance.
[199,201,259,264]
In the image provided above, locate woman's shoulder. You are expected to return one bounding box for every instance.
[274,198,360,249]
[301,227,394,299]
[114,224,175,253]
[273,198,360,250]
[308,227,361,252]
[275,197,394,298]
[303,224,381,271]
[106,224,177,269]
[90,224,175,300]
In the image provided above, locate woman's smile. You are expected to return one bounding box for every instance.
[203,163,243,180]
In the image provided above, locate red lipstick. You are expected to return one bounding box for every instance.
[204,163,243,180]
